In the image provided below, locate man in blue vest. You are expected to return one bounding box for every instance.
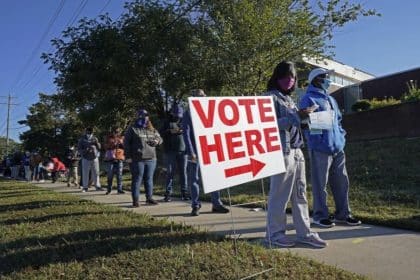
[299,68,361,228]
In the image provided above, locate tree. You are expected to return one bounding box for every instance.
[0,137,20,157]
[18,93,83,158]
[42,0,378,133]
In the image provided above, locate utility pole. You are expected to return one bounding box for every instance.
[0,94,18,156]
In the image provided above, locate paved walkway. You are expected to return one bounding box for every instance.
[39,182,420,280]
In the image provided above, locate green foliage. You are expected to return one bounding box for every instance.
[351,99,371,112]
[402,80,420,102]
[351,97,401,112]
[369,97,401,109]
[40,0,378,131]
[0,181,364,279]
[18,93,83,157]
[0,137,20,157]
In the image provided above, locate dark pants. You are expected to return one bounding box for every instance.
[107,160,123,191]
[188,160,223,209]
[165,151,188,195]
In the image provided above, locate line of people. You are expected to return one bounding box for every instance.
[1,61,361,250]
[1,151,67,183]
[73,104,230,215]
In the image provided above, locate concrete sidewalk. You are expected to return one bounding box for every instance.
[39,182,420,280]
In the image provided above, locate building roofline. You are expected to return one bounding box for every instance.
[361,66,420,83]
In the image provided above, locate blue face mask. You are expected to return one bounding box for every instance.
[135,117,149,128]
[320,79,331,91]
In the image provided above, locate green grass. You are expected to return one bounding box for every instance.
[0,181,364,279]
[143,138,420,231]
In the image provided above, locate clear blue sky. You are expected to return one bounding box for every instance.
[0,0,419,142]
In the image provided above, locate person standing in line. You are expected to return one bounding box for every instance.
[50,156,66,183]
[11,150,22,179]
[264,61,327,248]
[124,109,162,207]
[64,144,80,188]
[183,89,230,216]
[299,68,361,227]
[78,127,103,192]
[104,127,125,195]
[30,151,43,182]
[162,103,190,202]
[22,151,32,182]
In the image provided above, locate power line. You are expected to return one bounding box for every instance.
[14,0,92,114]
[16,0,108,105]
[10,0,67,93]
[98,0,112,15]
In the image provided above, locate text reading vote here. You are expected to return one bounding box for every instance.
[191,98,281,165]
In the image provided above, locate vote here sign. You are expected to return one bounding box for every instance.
[189,96,286,193]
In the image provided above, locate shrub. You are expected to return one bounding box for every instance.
[369,97,400,109]
[402,80,420,102]
[351,99,371,112]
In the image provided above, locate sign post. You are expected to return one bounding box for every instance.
[188,96,286,193]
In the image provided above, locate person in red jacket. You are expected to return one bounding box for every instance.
[51,157,67,183]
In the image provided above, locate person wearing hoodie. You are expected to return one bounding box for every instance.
[124,109,163,207]
[299,68,361,228]
[50,156,66,183]
[263,61,327,249]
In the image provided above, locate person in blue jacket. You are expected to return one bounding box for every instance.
[183,89,229,216]
[299,68,361,228]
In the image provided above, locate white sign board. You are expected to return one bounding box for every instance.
[188,96,286,193]
[309,111,335,130]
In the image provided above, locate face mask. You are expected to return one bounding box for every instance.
[136,117,149,128]
[320,79,331,91]
[277,77,295,91]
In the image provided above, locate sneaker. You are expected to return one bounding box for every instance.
[332,216,362,226]
[266,236,296,248]
[312,218,335,228]
[105,190,111,195]
[146,198,159,205]
[117,190,125,194]
[164,195,171,202]
[212,205,230,213]
[39,180,45,183]
[298,233,328,248]
[82,188,88,193]
[133,201,139,208]
[191,207,200,216]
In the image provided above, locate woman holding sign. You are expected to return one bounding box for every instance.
[264,61,327,248]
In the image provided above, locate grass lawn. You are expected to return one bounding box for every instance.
[143,137,420,231]
[0,181,364,279]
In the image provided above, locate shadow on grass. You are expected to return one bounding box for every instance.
[0,200,91,212]
[0,190,51,199]
[0,212,112,226]
[0,226,218,275]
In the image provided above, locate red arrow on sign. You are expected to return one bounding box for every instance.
[224,158,266,178]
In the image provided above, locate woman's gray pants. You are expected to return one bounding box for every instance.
[266,148,311,242]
